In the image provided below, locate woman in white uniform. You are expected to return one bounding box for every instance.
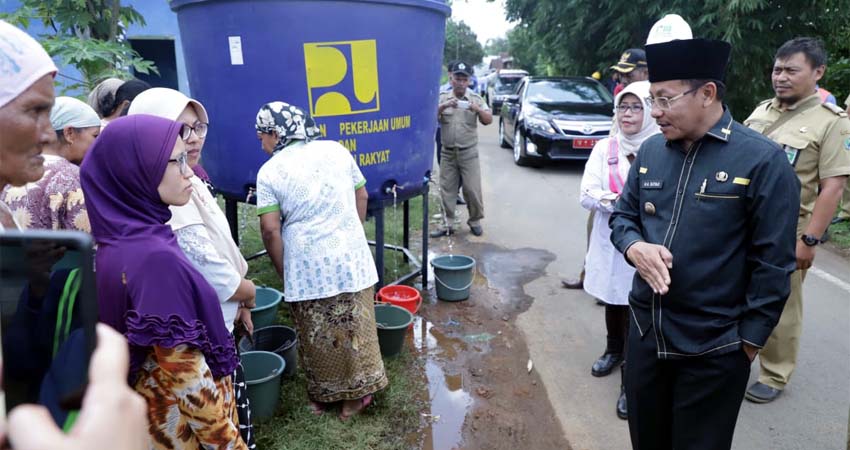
[580,80,658,419]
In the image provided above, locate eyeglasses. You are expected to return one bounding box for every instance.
[616,104,644,114]
[179,121,209,141]
[647,85,703,111]
[168,152,190,176]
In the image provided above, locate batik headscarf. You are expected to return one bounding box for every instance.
[610,81,660,157]
[0,20,57,109]
[80,115,238,380]
[255,101,321,153]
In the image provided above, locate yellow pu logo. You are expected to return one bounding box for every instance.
[304,40,380,117]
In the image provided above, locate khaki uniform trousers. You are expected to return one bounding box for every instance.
[758,269,806,389]
[439,145,484,228]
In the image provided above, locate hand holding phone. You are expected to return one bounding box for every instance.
[6,325,149,450]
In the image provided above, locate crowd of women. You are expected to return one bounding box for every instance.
[0,20,386,449]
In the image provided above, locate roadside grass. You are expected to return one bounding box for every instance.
[232,194,434,450]
[828,219,850,250]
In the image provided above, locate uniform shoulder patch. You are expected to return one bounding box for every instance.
[821,102,848,117]
[757,98,773,110]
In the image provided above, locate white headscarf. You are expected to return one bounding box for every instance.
[0,20,57,109]
[50,96,101,130]
[127,87,209,123]
[611,81,660,157]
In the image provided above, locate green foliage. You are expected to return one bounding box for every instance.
[444,19,485,68]
[484,36,509,56]
[501,0,850,116]
[1,0,157,93]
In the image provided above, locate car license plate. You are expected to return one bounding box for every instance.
[573,138,598,149]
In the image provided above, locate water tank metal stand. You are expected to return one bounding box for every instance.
[367,182,429,289]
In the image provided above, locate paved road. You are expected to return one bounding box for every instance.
[465,123,850,450]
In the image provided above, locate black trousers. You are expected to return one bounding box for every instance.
[625,318,751,450]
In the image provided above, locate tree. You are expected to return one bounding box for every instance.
[444,19,485,68]
[1,0,157,93]
[501,0,850,115]
[484,36,509,56]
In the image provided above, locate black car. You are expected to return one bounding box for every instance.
[498,77,614,166]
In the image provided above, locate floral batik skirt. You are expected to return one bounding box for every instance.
[134,345,246,450]
[289,286,389,403]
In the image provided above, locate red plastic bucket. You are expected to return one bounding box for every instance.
[377,285,422,315]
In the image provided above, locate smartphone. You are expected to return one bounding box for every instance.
[0,230,97,431]
[457,100,470,110]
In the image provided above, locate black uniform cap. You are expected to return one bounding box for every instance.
[451,61,473,76]
[646,39,732,83]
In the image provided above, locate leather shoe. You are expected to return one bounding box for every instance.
[745,382,782,403]
[469,224,483,236]
[429,228,453,238]
[616,386,627,420]
[591,353,623,377]
[561,278,583,289]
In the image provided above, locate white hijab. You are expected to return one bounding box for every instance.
[610,81,660,157]
[0,20,57,110]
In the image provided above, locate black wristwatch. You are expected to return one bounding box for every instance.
[801,234,820,247]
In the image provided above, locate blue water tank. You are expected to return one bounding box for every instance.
[169,0,451,203]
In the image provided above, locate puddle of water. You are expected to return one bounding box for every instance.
[411,316,472,450]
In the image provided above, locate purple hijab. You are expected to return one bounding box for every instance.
[80,115,238,380]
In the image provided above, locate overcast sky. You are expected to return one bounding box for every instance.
[450,0,514,45]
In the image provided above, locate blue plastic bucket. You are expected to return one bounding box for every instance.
[251,287,282,329]
[430,255,475,302]
[170,0,451,204]
[240,351,285,421]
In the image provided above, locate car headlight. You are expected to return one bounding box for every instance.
[525,115,555,134]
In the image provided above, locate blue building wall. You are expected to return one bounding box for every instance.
[0,0,188,95]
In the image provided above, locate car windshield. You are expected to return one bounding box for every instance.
[526,80,612,104]
[496,76,523,93]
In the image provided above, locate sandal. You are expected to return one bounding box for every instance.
[339,395,373,421]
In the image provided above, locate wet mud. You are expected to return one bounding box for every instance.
[406,238,571,450]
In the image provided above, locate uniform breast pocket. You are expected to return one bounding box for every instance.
[773,133,812,168]
[463,109,478,127]
[693,182,746,222]
[440,108,455,124]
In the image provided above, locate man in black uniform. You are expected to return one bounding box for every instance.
[610,38,800,450]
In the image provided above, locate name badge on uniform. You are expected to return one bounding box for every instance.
[784,145,801,167]
[641,179,663,190]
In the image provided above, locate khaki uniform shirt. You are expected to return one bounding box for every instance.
[438,90,488,149]
[744,94,850,233]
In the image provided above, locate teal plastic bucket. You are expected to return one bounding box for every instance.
[431,255,476,302]
[239,325,298,378]
[374,304,413,357]
[251,287,282,329]
[241,351,285,421]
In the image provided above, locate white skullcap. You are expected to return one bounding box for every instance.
[50,96,101,130]
[646,14,693,45]
[0,20,58,109]
[127,87,209,123]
